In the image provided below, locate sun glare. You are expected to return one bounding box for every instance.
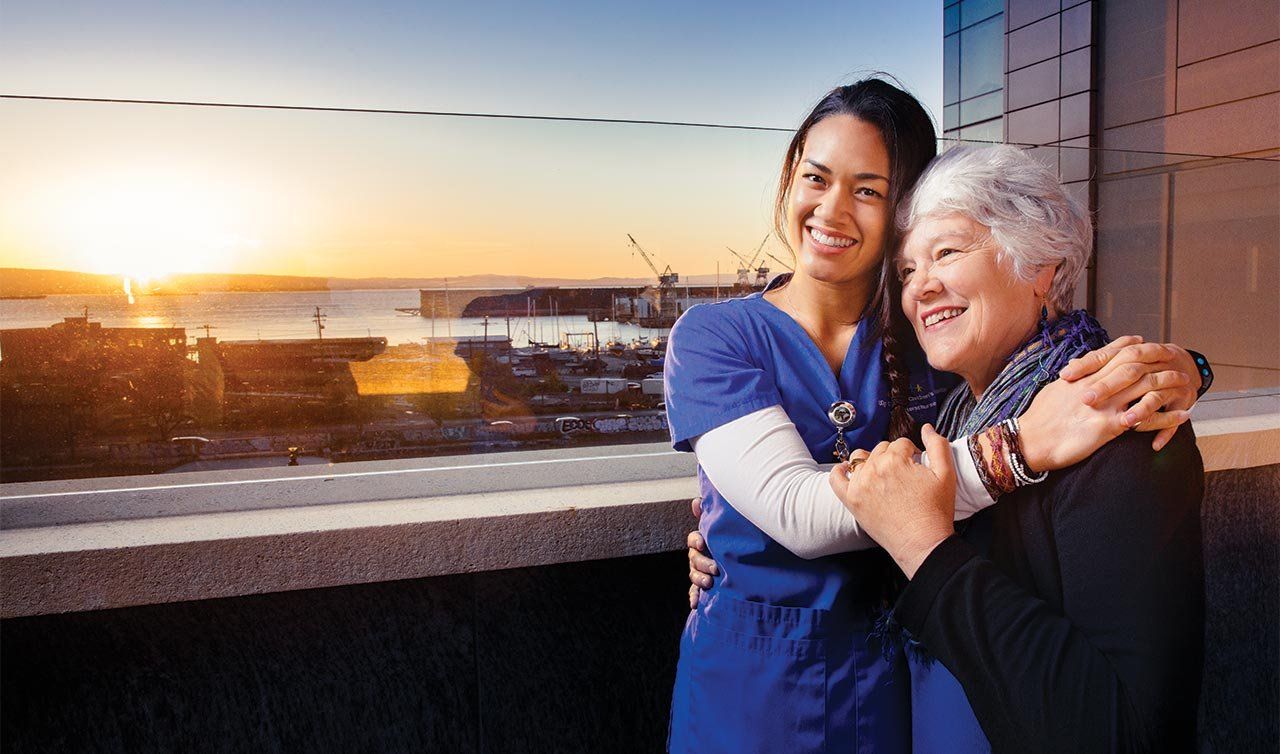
[48,168,260,279]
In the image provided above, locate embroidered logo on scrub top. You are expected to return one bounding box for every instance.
[906,381,948,423]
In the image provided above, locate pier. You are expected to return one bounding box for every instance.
[419,283,758,327]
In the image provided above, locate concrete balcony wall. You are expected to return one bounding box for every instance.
[1,551,690,754]
[1198,463,1280,751]
[2,398,1277,752]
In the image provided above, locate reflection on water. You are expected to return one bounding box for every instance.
[0,290,672,346]
[131,314,172,329]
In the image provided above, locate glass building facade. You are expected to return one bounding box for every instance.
[942,0,1279,394]
[943,0,1006,143]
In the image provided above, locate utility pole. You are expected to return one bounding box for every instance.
[313,306,326,339]
[443,279,452,338]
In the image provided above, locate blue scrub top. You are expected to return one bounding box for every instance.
[910,658,991,753]
[664,277,956,754]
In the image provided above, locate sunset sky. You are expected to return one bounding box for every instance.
[0,0,943,281]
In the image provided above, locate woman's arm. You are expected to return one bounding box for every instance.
[837,428,1205,751]
[1054,337,1209,451]
[689,336,1204,564]
[990,339,1201,496]
[691,405,993,559]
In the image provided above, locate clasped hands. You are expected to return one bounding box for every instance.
[829,425,955,580]
[828,335,1200,579]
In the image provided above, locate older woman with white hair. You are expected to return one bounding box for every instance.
[834,144,1205,752]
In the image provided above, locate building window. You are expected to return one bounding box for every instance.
[943,0,1005,144]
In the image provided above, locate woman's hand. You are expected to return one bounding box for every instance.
[1057,336,1203,450]
[828,425,957,579]
[1018,373,1191,472]
[686,496,718,609]
[1018,337,1196,469]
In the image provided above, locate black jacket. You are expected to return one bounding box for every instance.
[896,426,1205,752]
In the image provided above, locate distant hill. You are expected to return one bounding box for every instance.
[0,267,767,296]
[327,274,653,290]
[0,268,331,297]
[324,271,772,289]
[327,273,753,289]
[1,268,124,296]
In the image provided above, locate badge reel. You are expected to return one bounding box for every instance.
[827,400,857,462]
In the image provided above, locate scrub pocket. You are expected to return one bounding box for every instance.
[668,593,829,754]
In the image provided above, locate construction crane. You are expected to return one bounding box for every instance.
[745,235,771,287]
[626,234,681,327]
[766,251,794,273]
[727,235,774,288]
[626,234,678,289]
[726,247,753,288]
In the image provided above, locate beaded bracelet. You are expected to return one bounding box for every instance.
[971,417,1049,500]
[1005,417,1049,485]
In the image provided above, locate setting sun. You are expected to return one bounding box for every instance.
[42,168,259,280]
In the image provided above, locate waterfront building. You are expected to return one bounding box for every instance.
[0,317,191,467]
[0,320,389,478]
[419,282,760,330]
[196,336,387,429]
[434,334,513,359]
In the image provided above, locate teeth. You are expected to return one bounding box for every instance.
[924,308,966,327]
[809,228,855,248]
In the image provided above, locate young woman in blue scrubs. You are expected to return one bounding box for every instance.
[664,80,1204,754]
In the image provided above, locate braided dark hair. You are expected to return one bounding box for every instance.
[774,77,938,441]
[881,268,922,442]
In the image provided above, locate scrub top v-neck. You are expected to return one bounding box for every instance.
[663,276,944,754]
[749,284,889,461]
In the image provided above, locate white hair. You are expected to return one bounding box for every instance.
[896,144,1093,313]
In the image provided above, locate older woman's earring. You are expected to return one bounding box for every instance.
[1039,296,1049,326]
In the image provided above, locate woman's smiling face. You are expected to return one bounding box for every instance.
[897,212,1055,395]
[785,114,892,287]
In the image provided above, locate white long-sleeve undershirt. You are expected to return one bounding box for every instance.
[690,405,995,559]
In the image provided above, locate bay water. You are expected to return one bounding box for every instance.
[0,289,671,349]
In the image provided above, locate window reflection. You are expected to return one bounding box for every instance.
[1,283,742,479]
[959,0,1003,28]
[957,120,1005,143]
[947,5,1003,137]
[0,96,791,482]
[944,34,961,105]
[959,90,1004,126]
[960,15,1004,100]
